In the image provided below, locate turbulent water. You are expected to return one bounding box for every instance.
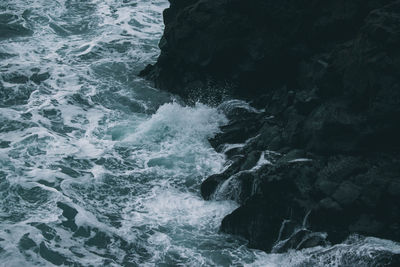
[1,0,399,266]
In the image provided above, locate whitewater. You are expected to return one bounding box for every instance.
[1,0,399,266]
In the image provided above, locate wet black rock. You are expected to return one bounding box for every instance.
[220,158,319,251]
[141,0,395,99]
[142,0,400,255]
[200,173,226,200]
[272,229,329,253]
[209,111,264,151]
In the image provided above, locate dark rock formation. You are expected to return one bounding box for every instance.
[141,0,394,99]
[141,0,400,256]
[215,152,400,251]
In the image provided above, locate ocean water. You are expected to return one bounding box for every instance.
[1,0,399,266]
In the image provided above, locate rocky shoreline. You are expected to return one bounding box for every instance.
[141,0,400,258]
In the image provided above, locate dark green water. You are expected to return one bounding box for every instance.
[1,0,399,266]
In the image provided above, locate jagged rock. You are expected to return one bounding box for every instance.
[201,173,226,200]
[239,150,261,171]
[272,229,329,253]
[209,111,264,151]
[141,0,400,254]
[142,0,395,100]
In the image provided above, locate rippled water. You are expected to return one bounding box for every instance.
[1,0,399,266]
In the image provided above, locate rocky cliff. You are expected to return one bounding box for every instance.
[141,0,400,255]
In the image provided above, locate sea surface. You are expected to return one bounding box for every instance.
[1,0,399,266]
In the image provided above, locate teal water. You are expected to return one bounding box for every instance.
[1,1,400,266]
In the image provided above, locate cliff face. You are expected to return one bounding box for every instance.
[141,0,400,254]
[142,0,394,99]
